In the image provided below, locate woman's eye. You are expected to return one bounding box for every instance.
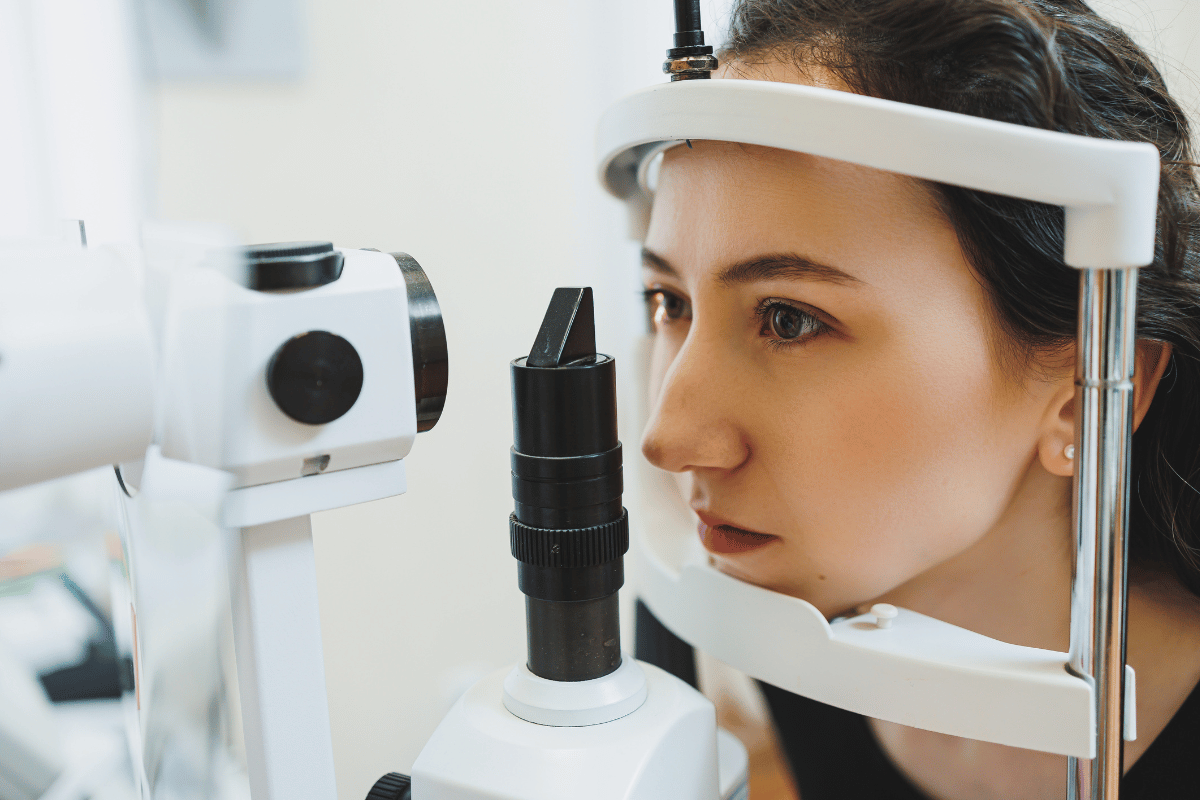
[643,289,692,324]
[759,300,825,344]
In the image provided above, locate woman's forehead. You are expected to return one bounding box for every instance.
[658,139,935,209]
[651,141,949,269]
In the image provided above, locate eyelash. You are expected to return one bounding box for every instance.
[754,298,828,349]
[642,288,828,348]
[642,288,691,324]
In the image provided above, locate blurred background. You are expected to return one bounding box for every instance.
[2,2,1198,800]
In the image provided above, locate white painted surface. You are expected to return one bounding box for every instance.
[716,727,749,800]
[0,244,156,491]
[141,0,305,80]
[0,0,146,244]
[501,655,647,727]
[159,247,418,488]
[599,79,1160,268]
[229,515,337,800]
[637,534,1096,757]
[1125,665,1137,742]
[412,662,718,800]
[222,459,407,530]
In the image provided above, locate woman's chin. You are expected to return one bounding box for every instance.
[709,554,799,596]
[708,557,865,618]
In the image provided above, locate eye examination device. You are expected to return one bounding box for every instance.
[1,234,448,800]
[1,1,1156,800]
[595,4,1149,800]
[370,3,1150,800]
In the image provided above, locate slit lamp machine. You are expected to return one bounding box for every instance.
[1,3,1155,800]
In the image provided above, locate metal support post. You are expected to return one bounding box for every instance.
[1067,268,1138,800]
[229,515,339,800]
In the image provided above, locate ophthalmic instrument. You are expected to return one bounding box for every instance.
[0,7,447,800]
[3,2,1151,800]
[1,228,448,800]
[370,3,1151,800]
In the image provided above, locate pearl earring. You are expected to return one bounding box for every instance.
[1064,444,1075,460]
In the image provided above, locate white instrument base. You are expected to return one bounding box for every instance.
[413,661,733,800]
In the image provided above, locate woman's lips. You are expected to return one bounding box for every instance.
[695,512,780,554]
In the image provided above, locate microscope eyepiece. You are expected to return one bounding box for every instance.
[510,288,629,682]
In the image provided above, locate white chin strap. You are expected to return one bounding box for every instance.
[597,78,1154,761]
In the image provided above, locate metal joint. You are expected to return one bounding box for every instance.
[663,55,718,81]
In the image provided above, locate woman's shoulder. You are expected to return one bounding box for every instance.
[1123,571,1200,794]
[1123,676,1200,798]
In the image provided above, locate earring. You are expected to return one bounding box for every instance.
[1064,444,1075,460]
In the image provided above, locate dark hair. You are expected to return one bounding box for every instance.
[722,0,1200,597]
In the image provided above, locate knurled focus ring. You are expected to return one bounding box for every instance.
[365,773,411,800]
[510,510,630,568]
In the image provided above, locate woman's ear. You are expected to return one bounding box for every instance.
[1037,381,1076,478]
[1036,340,1172,477]
[1133,340,1172,430]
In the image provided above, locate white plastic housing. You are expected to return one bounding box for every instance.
[501,655,648,727]
[597,79,1160,268]
[0,242,155,490]
[159,247,418,488]
[637,534,1096,757]
[413,662,719,800]
[228,514,338,800]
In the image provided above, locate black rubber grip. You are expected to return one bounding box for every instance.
[510,510,629,568]
[365,773,411,800]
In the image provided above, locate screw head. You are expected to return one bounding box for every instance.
[870,603,898,629]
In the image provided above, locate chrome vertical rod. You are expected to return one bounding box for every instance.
[1066,268,1138,800]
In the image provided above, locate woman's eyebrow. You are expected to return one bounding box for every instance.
[641,247,678,277]
[641,247,862,286]
[717,254,863,287]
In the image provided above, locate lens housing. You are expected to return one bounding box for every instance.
[389,253,448,433]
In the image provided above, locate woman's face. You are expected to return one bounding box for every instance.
[641,138,1065,615]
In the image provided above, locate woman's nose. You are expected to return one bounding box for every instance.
[640,334,749,475]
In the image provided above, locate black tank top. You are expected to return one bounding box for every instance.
[636,600,1200,799]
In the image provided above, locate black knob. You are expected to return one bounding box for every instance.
[246,241,344,290]
[366,773,411,800]
[510,287,628,683]
[266,331,363,425]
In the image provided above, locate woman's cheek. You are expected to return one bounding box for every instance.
[770,355,1004,590]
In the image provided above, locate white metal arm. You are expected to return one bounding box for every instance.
[598,79,1158,268]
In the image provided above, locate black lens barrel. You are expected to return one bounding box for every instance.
[510,288,628,682]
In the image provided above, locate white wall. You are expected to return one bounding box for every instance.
[149,2,1198,799]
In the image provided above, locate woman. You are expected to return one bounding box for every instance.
[636,1,1200,797]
